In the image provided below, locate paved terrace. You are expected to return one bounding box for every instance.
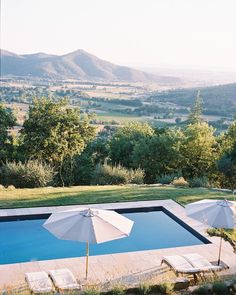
[0,200,235,289]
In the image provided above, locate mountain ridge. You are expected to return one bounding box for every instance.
[0,49,180,83]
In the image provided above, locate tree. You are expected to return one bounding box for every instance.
[175,117,182,124]
[132,128,183,183]
[222,120,236,151]
[73,138,110,185]
[217,120,236,190]
[21,98,96,185]
[218,142,236,190]
[0,103,16,163]
[180,122,217,178]
[188,90,203,124]
[109,122,154,168]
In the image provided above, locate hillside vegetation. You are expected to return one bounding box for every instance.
[150,83,236,116]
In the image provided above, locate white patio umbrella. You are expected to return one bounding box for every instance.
[185,199,236,265]
[43,207,134,279]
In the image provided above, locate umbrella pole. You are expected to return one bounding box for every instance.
[86,241,89,280]
[217,228,223,266]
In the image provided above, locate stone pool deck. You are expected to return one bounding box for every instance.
[0,199,235,289]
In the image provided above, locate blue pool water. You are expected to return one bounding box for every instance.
[0,210,206,264]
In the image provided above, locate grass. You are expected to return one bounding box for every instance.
[0,185,234,209]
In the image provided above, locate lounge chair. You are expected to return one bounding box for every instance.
[182,253,225,274]
[161,255,201,280]
[25,271,54,293]
[48,268,80,291]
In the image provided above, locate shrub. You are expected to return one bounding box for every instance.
[0,160,55,188]
[138,282,151,295]
[83,287,100,295]
[156,282,174,294]
[7,185,15,190]
[92,163,129,185]
[172,176,189,187]
[207,228,236,253]
[157,173,181,184]
[188,176,209,188]
[110,284,125,295]
[232,280,236,292]
[73,152,94,185]
[92,163,144,185]
[129,167,145,184]
[157,174,173,184]
[193,285,209,295]
[212,282,229,294]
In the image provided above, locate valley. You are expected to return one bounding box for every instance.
[1,76,235,134]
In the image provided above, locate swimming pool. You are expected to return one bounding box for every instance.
[0,207,209,264]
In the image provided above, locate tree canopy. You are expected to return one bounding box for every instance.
[218,121,236,189]
[188,90,203,124]
[132,128,183,183]
[180,122,217,178]
[21,98,96,185]
[0,103,16,162]
[109,122,154,168]
[0,96,236,190]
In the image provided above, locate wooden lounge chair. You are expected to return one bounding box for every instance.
[48,268,80,291]
[161,255,201,281]
[25,271,54,293]
[182,253,225,275]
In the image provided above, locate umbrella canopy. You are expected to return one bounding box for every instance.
[185,199,236,229]
[43,207,133,243]
[185,199,236,265]
[43,207,134,279]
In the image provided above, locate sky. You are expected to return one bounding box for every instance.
[1,0,236,70]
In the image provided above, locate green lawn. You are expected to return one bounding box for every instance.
[0,185,234,209]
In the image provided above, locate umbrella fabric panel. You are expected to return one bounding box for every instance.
[91,209,133,242]
[43,211,92,240]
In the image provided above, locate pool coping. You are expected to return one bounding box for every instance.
[0,199,235,288]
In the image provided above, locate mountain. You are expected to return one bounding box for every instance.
[0,49,180,83]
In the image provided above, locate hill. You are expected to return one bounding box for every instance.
[0,49,180,84]
[150,83,236,116]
